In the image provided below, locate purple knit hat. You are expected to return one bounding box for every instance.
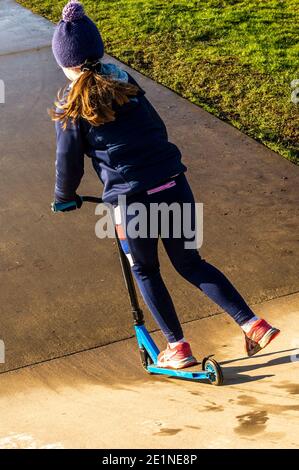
[52,1,104,68]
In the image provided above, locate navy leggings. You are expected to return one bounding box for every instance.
[116,173,255,342]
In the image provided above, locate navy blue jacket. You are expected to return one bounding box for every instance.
[54,70,187,204]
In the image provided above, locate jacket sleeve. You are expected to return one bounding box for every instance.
[54,115,85,203]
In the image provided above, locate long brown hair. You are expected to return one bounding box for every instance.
[49,69,140,129]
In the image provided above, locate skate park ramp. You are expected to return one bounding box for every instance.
[0,0,299,449]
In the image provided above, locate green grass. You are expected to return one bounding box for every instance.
[18,0,299,163]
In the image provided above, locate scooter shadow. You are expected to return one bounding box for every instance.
[166,348,297,386]
[219,348,297,386]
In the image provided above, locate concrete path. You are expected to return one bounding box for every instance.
[0,293,298,449]
[0,0,298,448]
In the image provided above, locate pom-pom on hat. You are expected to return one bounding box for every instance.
[52,1,104,68]
[62,0,85,21]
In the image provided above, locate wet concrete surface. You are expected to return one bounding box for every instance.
[0,0,299,393]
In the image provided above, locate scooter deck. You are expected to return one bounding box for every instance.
[135,325,222,383]
[147,364,212,380]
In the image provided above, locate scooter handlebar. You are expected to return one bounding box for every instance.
[51,196,103,213]
[81,196,103,204]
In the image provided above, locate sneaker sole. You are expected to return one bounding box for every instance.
[156,355,198,370]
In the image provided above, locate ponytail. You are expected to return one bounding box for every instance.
[49,70,140,129]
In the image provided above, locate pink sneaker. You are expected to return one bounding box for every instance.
[157,342,198,369]
[244,319,280,357]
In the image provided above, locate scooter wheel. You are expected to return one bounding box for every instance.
[202,358,223,386]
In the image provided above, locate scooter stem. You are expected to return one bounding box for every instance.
[114,230,145,326]
[83,196,145,326]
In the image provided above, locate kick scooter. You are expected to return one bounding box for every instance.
[53,196,224,385]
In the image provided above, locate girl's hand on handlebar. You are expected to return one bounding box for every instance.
[51,194,83,213]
